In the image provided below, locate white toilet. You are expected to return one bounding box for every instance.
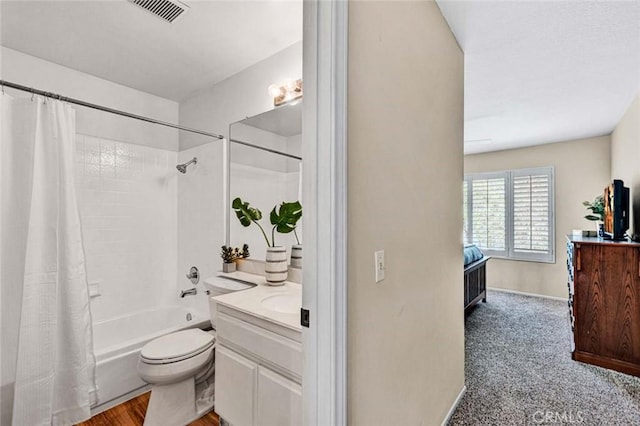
[137,276,253,426]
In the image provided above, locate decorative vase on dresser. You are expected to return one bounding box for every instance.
[566,235,640,377]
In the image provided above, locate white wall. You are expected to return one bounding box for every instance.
[177,41,302,291]
[76,135,178,322]
[611,93,640,239]
[0,47,179,151]
[347,1,465,423]
[286,134,302,172]
[465,136,612,299]
[231,123,292,172]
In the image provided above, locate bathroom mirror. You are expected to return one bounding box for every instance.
[227,101,303,267]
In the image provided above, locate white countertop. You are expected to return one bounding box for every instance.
[212,275,302,332]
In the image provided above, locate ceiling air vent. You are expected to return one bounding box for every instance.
[129,0,189,23]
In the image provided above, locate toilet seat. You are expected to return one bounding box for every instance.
[138,347,213,385]
[138,329,216,386]
[140,329,215,365]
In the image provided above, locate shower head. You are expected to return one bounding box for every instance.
[176,157,197,174]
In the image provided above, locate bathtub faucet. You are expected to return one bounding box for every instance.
[180,288,197,298]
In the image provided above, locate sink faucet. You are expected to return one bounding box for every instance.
[180,288,197,298]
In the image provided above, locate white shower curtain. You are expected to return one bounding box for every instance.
[0,96,96,425]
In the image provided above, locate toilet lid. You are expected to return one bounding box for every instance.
[141,329,215,364]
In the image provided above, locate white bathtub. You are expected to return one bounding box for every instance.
[91,306,210,414]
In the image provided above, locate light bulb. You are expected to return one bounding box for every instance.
[285,79,298,92]
[268,84,283,98]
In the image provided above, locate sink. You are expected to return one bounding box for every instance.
[261,294,300,314]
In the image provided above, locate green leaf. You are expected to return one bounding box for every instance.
[231,198,271,246]
[232,197,262,227]
[270,201,302,234]
[583,195,605,221]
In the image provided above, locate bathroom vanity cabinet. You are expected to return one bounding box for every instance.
[213,284,302,426]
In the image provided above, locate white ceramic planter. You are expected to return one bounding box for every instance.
[265,246,288,285]
[290,244,303,268]
[222,262,236,273]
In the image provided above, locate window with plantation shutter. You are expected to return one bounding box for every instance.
[470,176,506,253]
[464,167,554,263]
[513,172,551,256]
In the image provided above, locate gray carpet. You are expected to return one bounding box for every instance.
[449,290,640,425]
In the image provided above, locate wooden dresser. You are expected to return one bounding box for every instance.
[566,235,640,377]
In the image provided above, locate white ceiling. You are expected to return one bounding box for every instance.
[0,0,302,101]
[436,1,640,154]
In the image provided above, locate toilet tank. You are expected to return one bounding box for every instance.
[202,276,254,329]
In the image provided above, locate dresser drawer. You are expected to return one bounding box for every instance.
[217,312,302,381]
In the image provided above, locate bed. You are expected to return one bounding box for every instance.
[463,244,490,313]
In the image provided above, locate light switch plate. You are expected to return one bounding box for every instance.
[375,250,385,283]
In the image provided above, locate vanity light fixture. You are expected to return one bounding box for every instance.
[268,79,303,107]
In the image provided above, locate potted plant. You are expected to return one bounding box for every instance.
[220,245,237,273]
[232,197,289,285]
[583,195,605,237]
[240,243,250,259]
[271,201,303,268]
[220,244,250,273]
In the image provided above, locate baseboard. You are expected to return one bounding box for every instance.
[441,385,466,426]
[488,287,565,302]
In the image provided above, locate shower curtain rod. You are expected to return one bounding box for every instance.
[230,138,302,161]
[0,79,224,140]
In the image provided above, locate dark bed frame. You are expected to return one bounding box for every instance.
[464,256,490,313]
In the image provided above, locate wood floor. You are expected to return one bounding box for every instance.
[76,392,219,426]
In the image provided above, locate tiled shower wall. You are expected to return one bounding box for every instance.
[75,134,178,323]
